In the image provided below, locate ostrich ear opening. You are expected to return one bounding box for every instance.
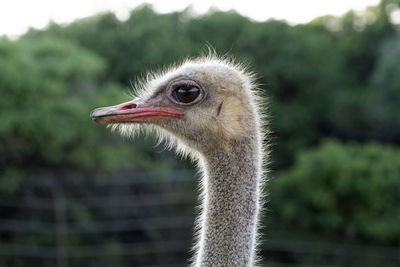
[90,98,184,124]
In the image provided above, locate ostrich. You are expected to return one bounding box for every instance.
[91,56,266,266]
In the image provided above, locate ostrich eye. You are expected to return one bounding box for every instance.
[167,79,204,105]
[173,85,200,104]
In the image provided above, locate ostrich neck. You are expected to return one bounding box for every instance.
[195,136,262,267]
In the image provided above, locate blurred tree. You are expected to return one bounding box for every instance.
[270,139,400,245]
[369,33,400,142]
[0,36,166,195]
[26,5,198,84]
[0,37,103,173]
[22,3,400,169]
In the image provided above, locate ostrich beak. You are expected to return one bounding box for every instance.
[90,98,184,124]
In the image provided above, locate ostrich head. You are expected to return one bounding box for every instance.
[91,57,260,156]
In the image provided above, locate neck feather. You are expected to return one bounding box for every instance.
[194,134,262,267]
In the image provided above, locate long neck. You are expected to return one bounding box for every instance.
[194,135,262,267]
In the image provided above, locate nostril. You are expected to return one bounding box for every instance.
[122,103,137,110]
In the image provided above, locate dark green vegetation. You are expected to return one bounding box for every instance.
[1,0,400,265]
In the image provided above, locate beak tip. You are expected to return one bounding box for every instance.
[90,109,104,124]
[90,108,104,118]
[91,116,105,124]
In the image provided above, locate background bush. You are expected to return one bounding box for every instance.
[271,140,400,244]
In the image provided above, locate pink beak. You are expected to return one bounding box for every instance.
[90,98,184,124]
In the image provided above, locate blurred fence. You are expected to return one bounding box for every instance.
[0,170,399,267]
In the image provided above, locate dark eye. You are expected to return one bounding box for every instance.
[173,85,200,103]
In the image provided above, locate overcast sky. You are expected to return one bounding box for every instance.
[0,0,381,37]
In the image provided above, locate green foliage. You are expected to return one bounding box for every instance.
[369,33,400,141]
[24,2,400,169]
[27,5,198,84]
[0,37,110,171]
[271,140,400,244]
